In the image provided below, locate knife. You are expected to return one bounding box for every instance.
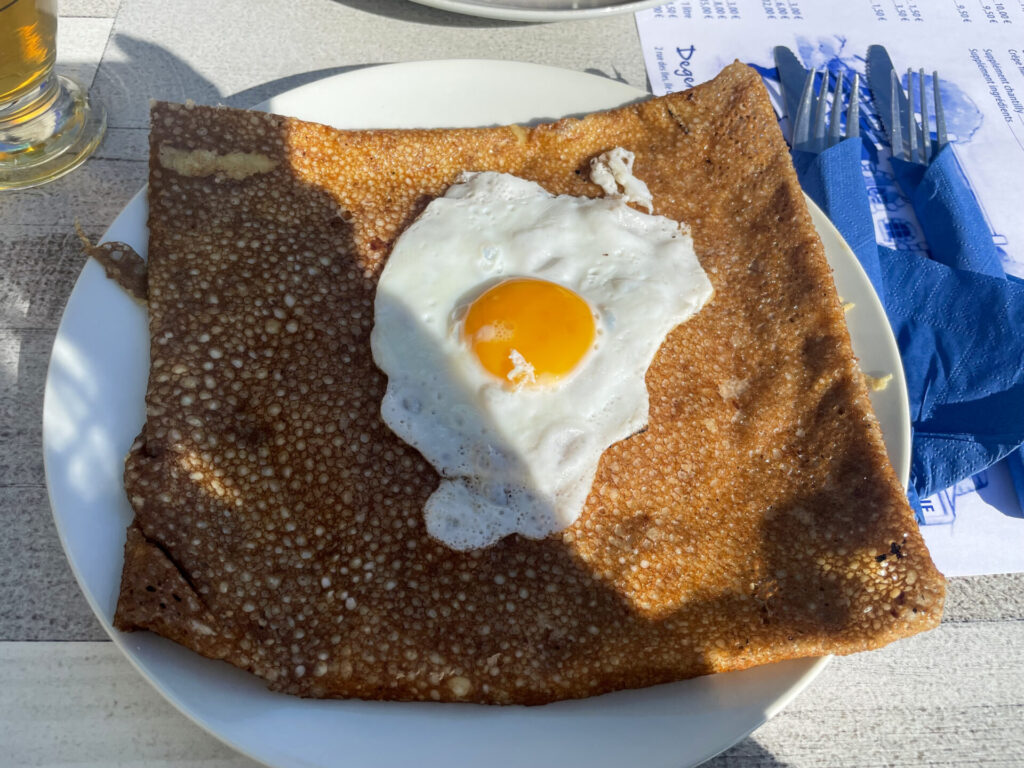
[865,44,922,154]
[773,46,807,143]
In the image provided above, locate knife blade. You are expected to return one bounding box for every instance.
[773,46,807,143]
[866,45,920,153]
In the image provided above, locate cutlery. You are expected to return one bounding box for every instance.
[772,52,880,294]
[773,46,807,143]
[869,45,1005,279]
[792,67,859,154]
[889,67,947,164]
[773,47,861,154]
[866,45,923,156]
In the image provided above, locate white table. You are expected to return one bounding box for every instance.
[2,1,1022,765]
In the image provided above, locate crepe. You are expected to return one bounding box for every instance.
[113,63,945,704]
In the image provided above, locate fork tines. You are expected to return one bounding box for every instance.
[891,68,948,164]
[794,68,860,152]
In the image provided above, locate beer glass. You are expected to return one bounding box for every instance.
[0,0,106,190]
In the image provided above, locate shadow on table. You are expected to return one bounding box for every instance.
[91,33,640,134]
[98,33,384,116]
[704,736,795,767]
[328,0,529,27]
[584,66,629,84]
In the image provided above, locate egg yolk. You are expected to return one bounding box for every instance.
[462,278,595,386]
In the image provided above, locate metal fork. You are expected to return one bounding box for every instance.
[792,68,860,154]
[891,68,947,165]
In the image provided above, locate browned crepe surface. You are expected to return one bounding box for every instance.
[114,63,945,704]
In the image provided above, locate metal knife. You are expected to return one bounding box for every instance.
[773,46,807,143]
[865,44,921,153]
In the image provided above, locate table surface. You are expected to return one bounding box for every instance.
[2,1,1023,766]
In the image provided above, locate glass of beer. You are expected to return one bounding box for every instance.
[0,0,106,190]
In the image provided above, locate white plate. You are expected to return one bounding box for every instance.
[408,0,660,22]
[43,60,909,768]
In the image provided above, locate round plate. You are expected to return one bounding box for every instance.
[408,0,660,22]
[43,60,909,768]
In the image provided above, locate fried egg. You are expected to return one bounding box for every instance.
[370,163,713,550]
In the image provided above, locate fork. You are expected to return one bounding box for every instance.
[890,68,947,165]
[792,68,860,154]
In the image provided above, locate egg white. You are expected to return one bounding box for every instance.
[371,170,713,550]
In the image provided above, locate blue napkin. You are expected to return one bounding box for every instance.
[890,148,1006,279]
[793,141,883,300]
[891,145,1024,503]
[793,138,1024,505]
